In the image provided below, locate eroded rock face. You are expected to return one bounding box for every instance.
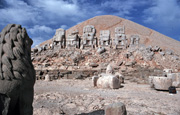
[0,24,35,115]
[53,28,65,48]
[153,77,172,90]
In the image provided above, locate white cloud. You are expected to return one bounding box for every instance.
[31,37,45,48]
[28,0,85,21]
[143,0,180,28]
[0,0,40,25]
[100,0,151,19]
[60,25,68,29]
[28,25,54,35]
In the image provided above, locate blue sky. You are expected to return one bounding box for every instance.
[0,0,180,47]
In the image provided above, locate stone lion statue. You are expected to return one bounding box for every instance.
[0,24,35,115]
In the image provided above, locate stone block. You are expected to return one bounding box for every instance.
[153,77,172,90]
[167,73,180,88]
[105,102,127,115]
[97,74,120,89]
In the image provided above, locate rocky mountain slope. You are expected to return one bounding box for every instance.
[33,15,180,82]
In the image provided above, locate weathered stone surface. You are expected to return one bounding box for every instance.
[89,62,99,67]
[99,30,110,46]
[45,74,51,81]
[113,26,127,49]
[66,30,80,48]
[0,24,35,114]
[130,35,140,46]
[153,77,172,90]
[52,28,65,48]
[92,76,99,87]
[163,69,173,73]
[149,76,155,88]
[115,72,124,83]
[105,102,127,115]
[152,46,160,52]
[97,74,120,89]
[82,25,96,49]
[167,73,180,88]
[106,64,114,74]
[97,47,106,54]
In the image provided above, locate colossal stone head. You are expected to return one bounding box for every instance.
[0,24,34,81]
[0,24,35,115]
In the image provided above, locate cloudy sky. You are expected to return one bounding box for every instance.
[0,0,180,47]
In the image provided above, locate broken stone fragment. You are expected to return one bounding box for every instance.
[89,62,99,67]
[92,76,99,87]
[105,102,127,115]
[165,50,173,55]
[106,64,114,74]
[115,72,124,83]
[153,77,172,90]
[97,47,106,54]
[152,46,160,52]
[167,73,180,88]
[45,74,51,81]
[96,74,121,89]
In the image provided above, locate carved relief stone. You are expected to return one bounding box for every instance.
[53,28,65,48]
[113,26,127,49]
[0,24,35,115]
[99,30,111,46]
[81,25,97,49]
[130,35,140,46]
[66,30,80,48]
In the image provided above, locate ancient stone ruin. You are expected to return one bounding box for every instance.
[0,24,35,115]
[52,28,65,49]
[130,35,140,46]
[113,26,127,49]
[35,24,143,51]
[99,30,111,47]
[66,30,80,48]
[81,25,97,49]
[30,15,180,115]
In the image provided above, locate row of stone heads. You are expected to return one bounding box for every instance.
[33,25,140,52]
[52,25,140,48]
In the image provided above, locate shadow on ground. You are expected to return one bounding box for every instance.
[76,110,104,115]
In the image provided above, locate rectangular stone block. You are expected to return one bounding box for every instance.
[153,77,172,90]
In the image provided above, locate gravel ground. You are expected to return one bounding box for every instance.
[33,78,180,115]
